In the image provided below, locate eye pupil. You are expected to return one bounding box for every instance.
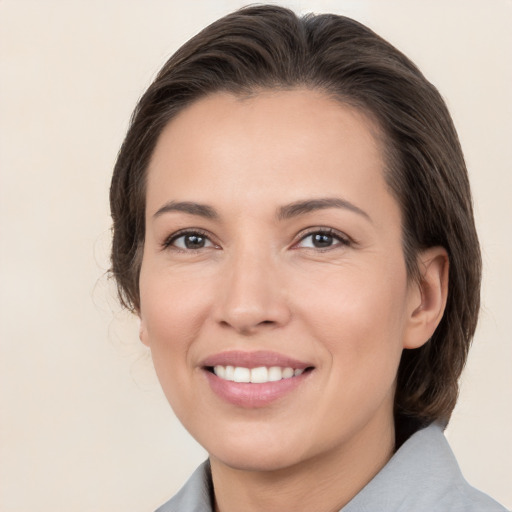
[185,234,205,249]
[313,233,333,248]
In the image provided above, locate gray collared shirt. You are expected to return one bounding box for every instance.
[155,423,508,511]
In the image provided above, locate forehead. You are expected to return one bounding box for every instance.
[145,89,395,221]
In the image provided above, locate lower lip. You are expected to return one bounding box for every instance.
[203,370,311,408]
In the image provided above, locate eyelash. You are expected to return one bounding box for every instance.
[161,227,352,253]
[293,227,352,251]
[161,228,216,252]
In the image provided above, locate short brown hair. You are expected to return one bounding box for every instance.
[110,5,481,433]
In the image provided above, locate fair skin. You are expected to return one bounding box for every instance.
[139,89,448,512]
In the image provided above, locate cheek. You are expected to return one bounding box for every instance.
[139,273,220,441]
[140,266,211,340]
[297,259,408,333]
[295,263,409,380]
[139,269,213,398]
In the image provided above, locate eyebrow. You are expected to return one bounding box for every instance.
[153,197,372,223]
[153,201,218,219]
[277,198,372,222]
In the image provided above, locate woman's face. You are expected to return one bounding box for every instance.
[139,89,424,472]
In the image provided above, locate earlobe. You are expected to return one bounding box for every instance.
[138,315,150,347]
[403,247,449,349]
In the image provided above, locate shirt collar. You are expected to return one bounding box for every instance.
[341,422,463,511]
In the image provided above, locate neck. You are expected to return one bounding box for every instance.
[210,414,395,512]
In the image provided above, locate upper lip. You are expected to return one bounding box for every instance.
[200,350,313,370]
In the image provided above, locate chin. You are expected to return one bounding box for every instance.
[200,423,315,473]
[211,445,305,473]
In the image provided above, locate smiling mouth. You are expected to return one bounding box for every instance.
[202,352,315,407]
[206,365,314,384]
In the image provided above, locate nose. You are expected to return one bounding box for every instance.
[213,245,292,335]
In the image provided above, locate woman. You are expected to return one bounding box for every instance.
[109,5,508,511]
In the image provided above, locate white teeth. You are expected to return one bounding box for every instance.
[225,365,235,380]
[250,366,268,383]
[212,365,306,383]
[214,365,226,379]
[282,367,294,379]
[268,366,283,382]
[233,367,251,383]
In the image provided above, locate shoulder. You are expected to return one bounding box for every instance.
[449,483,509,512]
[342,423,509,512]
[155,461,213,512]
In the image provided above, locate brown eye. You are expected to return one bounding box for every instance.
[312,233,334,248]
[167,231,215,250]
[184,234,206,249]
[296,229,350,250]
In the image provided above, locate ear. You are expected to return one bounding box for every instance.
[403,247,449,349]
[138,314,150,347]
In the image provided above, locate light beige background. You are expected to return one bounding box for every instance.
[1,1,510,510]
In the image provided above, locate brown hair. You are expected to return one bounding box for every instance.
[110,5,481,433]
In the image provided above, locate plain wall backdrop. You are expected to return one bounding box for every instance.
[1,1,511,510]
